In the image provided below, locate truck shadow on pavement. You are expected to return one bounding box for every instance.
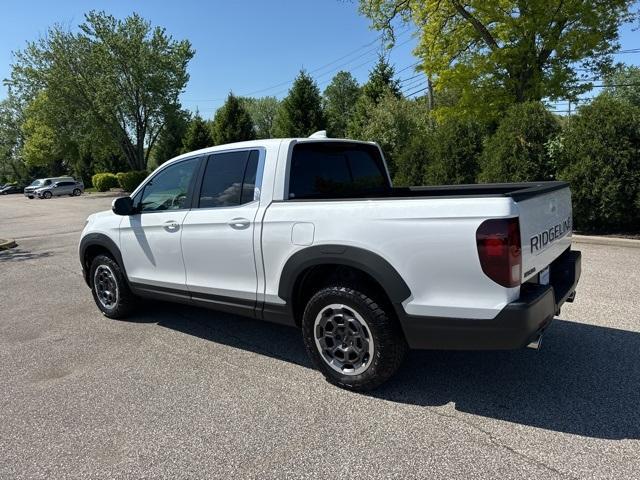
[136,302,639,440]
[0,247,52,263]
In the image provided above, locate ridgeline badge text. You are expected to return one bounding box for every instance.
[530,217,572,253]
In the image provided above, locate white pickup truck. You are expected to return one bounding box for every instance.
[79,134,581,390]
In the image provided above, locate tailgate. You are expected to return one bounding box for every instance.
[517,186,573,282]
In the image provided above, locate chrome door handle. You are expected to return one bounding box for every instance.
[164,221,180,232]
[228,218,250,230]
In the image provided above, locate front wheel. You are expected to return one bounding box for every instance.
[89,254,136,319]
[42,191,52,199]
[73,188,82,196]
[302,286,407,391]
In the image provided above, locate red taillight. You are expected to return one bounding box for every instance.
[476,218,522,288]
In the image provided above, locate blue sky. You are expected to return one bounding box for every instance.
[1,0,638,116]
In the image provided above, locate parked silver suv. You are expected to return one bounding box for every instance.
[24,177,75,198]
[36,180,84,199]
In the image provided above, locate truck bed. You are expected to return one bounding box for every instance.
[287,181,569,202]
[398,181,568,201]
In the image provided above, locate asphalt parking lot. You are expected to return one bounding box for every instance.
[0,193,639,479]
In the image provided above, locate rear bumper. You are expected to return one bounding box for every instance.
[399,249,581,350]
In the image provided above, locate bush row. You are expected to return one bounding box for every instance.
[91,171,148,192]
[393,96,640,233]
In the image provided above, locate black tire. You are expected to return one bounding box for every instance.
[302,286,407,391]
[73,188,81,196]
[42,191,52,199]
[89,254,135,319]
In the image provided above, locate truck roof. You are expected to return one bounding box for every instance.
[165,137,377,166]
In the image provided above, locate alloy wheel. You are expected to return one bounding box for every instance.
[93,265,119,309]
[314,304,375,376]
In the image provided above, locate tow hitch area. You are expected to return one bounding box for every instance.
[527,334,543,350]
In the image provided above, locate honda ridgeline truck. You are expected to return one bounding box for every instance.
[79,133,581,390]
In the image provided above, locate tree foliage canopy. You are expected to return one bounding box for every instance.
[604,65,640,108]
[211,92,255,145]
[323,71,361,138]
[274,70,325,137]
[240,96,280,139]
[479,102,560,182]
[360,0,636,118]
[8,11,194,170]
[181,113,213,153]
[556,95,640,232]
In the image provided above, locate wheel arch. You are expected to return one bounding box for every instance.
[79,233,127,287]
[278,245,411,325]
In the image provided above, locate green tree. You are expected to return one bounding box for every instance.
[351,92,427,176]
[152,108,190,166]
[181,113,213,153]
[360,0,636,118]
[479,102,560,183]
[362,55,401,103]
[556,95,640,232]
[273,70,325,137]
[323,71,360,138]
[8,11,194,171]
[21,100,62,170]
[425,116,486,185]
[0,96,27,183]
[349,56,401,136]
[240,96,280,139]
[604,64,640,108]
[211,92,256,145]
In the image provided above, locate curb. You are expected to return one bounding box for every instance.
[0,238,17,251]
[573,234,640,249]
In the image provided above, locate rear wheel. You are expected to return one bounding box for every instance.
[90,254,135,319]
[302,286,407,391]
[73,188,81,196]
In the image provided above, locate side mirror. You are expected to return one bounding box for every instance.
[112,196,135,216]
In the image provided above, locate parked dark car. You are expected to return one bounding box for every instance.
[0,184,24,195]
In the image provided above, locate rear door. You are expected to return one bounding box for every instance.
[55,181,73,196]
[181,149,263,314]
[517,186,573,281]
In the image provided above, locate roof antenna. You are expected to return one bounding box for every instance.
[308,130,328,138]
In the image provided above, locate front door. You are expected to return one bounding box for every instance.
[119,157,200,292]
[181,149,263,314]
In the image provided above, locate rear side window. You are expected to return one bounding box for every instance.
[198,150,260,208]
[288,143,389,199]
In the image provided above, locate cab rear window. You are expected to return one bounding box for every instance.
[288,142,389,200]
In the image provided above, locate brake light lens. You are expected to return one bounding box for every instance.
[476,218,522,288]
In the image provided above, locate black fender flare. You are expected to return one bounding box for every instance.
[278,244,411,304]
[79,233,127,287]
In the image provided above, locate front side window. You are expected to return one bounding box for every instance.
[198,150,260,208]
[139,158,199,212]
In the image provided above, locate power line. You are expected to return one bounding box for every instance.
[235,28,414,98]
[399,73,423,84]
[400,78,425,93]
[404,86,429,97]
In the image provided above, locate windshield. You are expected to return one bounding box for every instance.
[29,180,44,187]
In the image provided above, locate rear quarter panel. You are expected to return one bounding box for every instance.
[261,197,520,320]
